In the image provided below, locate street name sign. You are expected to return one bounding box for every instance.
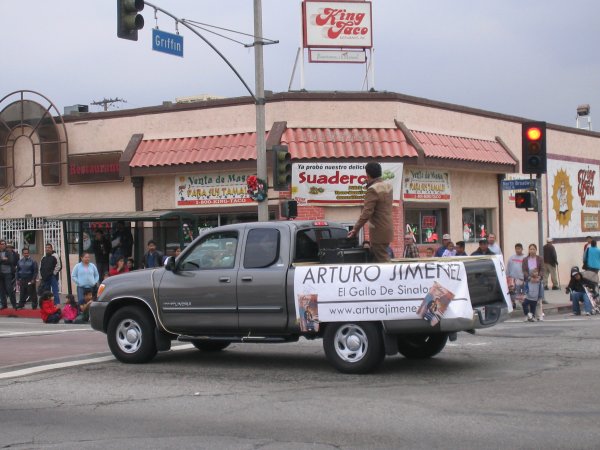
[501,179,535,191]
[152,28,183,57]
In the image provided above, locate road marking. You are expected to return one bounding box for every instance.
[447,342,489,347]
[0,343,195,380]
[0,328,93,337]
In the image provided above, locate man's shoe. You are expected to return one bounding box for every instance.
[585,312,591,316]
[552,286,560,290]
[544,286,549,291]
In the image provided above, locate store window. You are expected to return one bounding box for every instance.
[404,209,447,245]
[462,208,493,243]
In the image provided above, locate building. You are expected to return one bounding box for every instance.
[1,89,598,294]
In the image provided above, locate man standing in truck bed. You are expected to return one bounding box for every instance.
[348,162,394,262]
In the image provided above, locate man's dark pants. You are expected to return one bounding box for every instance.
[18,279,38,309]
[0,273,16,308]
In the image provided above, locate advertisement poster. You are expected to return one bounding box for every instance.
[302,1,373,49]
[294,261,474,332]
[291,162,403,206]
[176,172,252,207]
[547,158,600,238]
[403,169,451,201]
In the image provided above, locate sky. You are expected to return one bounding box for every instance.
[1,0,599,128]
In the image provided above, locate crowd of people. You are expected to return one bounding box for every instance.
[0,228,181,325]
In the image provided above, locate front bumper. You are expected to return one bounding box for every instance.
[90,301,108,332]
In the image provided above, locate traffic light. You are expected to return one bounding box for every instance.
[522,121,547,174]
[515,191,537,210]
[117,0,144,41]
[272,145,292,191]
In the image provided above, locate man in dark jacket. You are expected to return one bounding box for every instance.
[16,248,39,309]
[40,243,62,305]
[143,240,164,268]
[566,268,594,316]
[543,237,559,290]
[470,238,495,256]
[93,230,112,280]
[0,239,18,309]
[347,162,394,263]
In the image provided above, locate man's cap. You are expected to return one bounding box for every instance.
[442,234,451,240]
[479,238,488,244]
[571,267,581,277]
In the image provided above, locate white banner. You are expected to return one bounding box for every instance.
[292,162,403,206]
[547,158,600,238]
[403,169,451,202]
[176,172,252,207]
[294,261,474,332]
[303,1,373,49]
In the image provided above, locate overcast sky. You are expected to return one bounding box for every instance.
[2,1,599,128]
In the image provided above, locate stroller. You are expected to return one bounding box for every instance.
[571,266,600,315]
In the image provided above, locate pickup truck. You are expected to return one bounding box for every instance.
[90,220,511,374]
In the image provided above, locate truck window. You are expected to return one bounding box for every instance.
[179,232,238,270]
[294,228,348,262]
[243,228,280,268]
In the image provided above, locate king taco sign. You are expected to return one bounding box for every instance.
[303,1,373,49]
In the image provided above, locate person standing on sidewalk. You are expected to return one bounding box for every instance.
[92,229,111,281]
[583,240,600,273]
[71,252,99,305]
[0,239,18,310]
[403,235,420,258]
[543,238,559,290]
[16,248,38,309]
[40,243,62,305]
[507,243,526,309]
[487,233,502,255]
[347,162,394,263]
[522,243,545,321]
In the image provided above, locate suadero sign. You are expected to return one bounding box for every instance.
[302,1,373,49]
[292,162,403,206]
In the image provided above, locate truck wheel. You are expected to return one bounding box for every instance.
[192,341,230,352]
[107,306,157,363]
[323,322,384,374]
[397,333,448,359]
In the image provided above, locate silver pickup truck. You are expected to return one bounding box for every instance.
[90,220,510,374]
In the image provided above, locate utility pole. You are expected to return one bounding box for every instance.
[91,97,127,111]
[254,0,268,222]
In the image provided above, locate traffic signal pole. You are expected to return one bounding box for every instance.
[536,175,544,256]
[253,0,268,222]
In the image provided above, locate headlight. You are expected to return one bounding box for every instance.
[96,283,106,298]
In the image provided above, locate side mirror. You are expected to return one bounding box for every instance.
[164,256,176,272]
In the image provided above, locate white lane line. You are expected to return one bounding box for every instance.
[447,342,490,347]
[0,344,195,380]
[0,328,93,337]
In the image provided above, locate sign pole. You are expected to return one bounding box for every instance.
[537,175,544,254]
[254,0,268,222]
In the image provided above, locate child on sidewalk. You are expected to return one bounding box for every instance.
[74,289,93,324]
[523,269,542,322]
[40,291,61,324]
[61,294,79,324]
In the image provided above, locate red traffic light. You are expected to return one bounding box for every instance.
[515,191,536,210]
[526,127,542,141]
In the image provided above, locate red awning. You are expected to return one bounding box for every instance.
[410,130,516,165]
[129,132,258,168]
[282,128,418,159]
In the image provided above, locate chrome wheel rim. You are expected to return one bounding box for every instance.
[116,318,142,354]
[333,324,368,363]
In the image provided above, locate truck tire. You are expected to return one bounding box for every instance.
[323,322,384,374]
[192,341,230,352]
[107,306,157,363]
[397,333,448,359]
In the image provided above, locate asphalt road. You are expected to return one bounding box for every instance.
[1,315,600,449]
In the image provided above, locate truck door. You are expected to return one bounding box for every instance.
[237,227,288,332]
[158,231,239,334]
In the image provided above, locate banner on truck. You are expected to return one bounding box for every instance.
[294,261,475,332]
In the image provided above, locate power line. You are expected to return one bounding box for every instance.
[91,97,127,112]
